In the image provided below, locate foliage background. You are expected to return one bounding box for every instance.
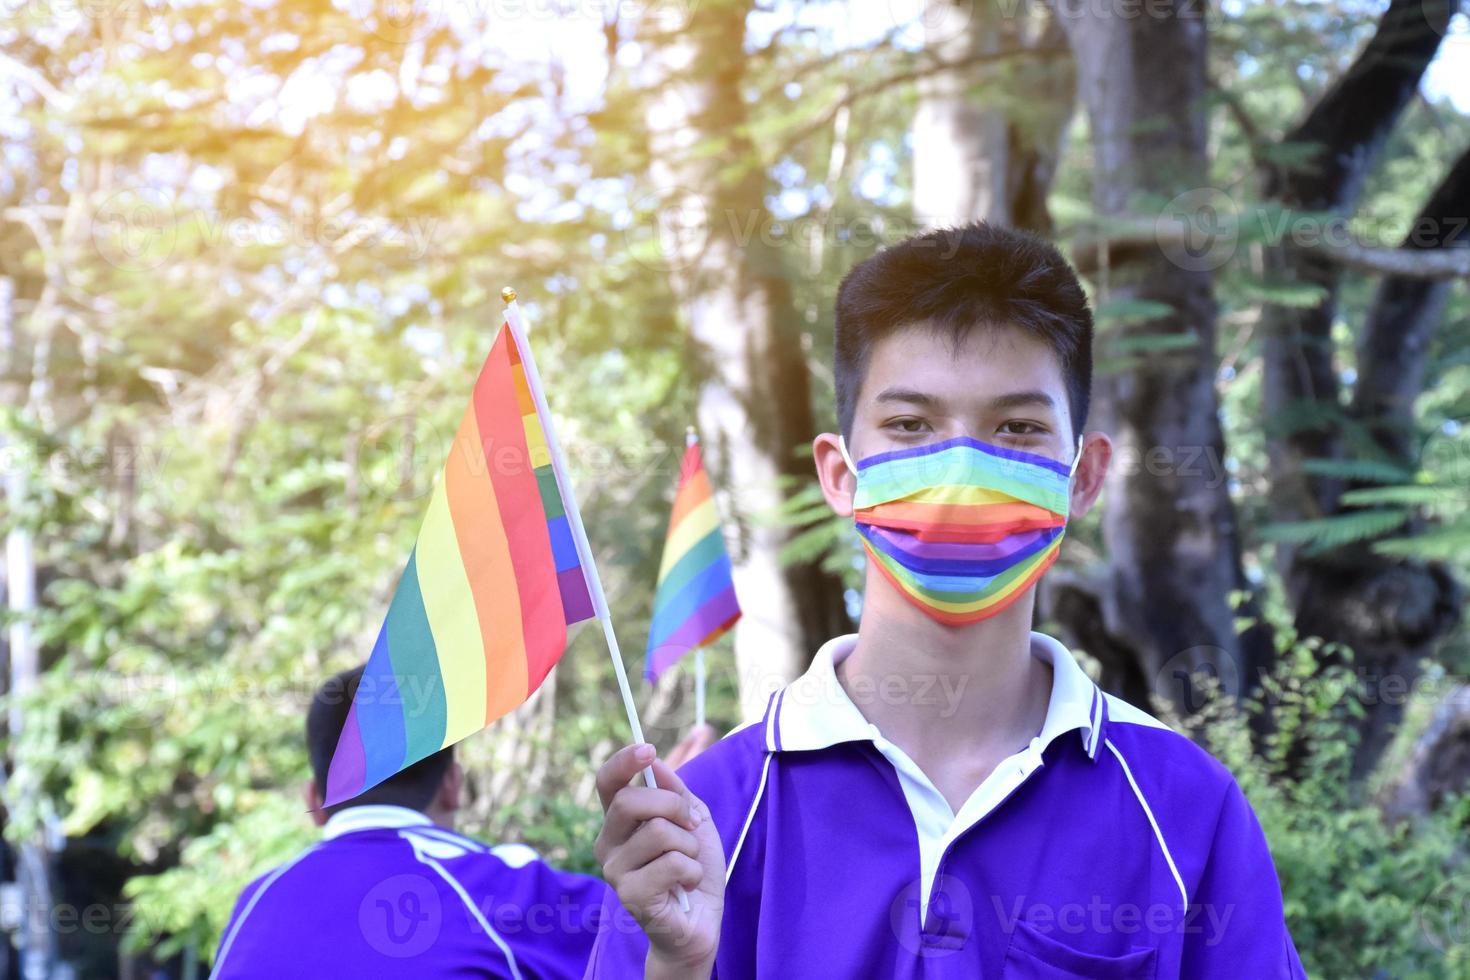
[1,0,1468,975]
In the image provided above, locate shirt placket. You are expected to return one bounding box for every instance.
[889,735,1051,946]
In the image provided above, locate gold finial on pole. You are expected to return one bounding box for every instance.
[501,286,517,304]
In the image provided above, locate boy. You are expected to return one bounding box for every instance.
[586,223,1305,978]
[213,665,613,978]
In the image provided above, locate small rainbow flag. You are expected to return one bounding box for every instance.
[326,318,595,806]
[645,437,741,683]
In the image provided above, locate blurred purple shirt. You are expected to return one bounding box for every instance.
[214,805,608,978]
[585,632,1307,979]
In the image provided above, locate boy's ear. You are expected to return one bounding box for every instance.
[305,780,328,827]
[1068,432,1112,521]
[436,760,464,813]
[812,432,856,518]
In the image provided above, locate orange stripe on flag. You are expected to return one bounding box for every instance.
[668,468,713,532]
[442,402,531,723]
[510,360,538,419]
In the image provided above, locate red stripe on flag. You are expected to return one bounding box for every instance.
[475,327,568,696]
[667,446,714,531]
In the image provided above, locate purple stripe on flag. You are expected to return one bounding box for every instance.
[644,585,741,682]
[325,699,367,806]
[557,566,595,624]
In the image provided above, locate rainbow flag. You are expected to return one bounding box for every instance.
[645,438,741,683]
[325,319,595,806]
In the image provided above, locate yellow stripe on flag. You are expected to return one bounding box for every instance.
[658,496,720,579]
[520,412,553,471]
[414,477,488,748]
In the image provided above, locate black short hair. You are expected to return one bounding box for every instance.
[834,222,1093,441]
[306,665,453,815]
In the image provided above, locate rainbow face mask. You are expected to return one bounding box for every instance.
[840,434,1083,626]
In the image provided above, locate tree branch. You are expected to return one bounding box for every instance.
[1266,0,1456,208]
[1067,216,1470,281]
[1330,240,1470,279]
[1353,142,1470,461]
[772,44,1069,160]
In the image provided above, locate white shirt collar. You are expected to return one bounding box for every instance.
[766,630,1103,762]
[322,804,434,840]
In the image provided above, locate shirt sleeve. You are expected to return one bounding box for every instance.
[211,874,270,979]
[582,886,652,979]
[1181,780,1307,979]
[466,857,611,980]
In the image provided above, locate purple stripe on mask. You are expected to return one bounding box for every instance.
[856,523,1061,576]
[855,435,1072,478]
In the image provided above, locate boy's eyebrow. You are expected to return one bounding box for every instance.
[987,390,1057,413]
[871,387,1059,414]
[873,386,944,409]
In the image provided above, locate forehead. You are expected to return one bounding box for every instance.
[858,323,1067,409]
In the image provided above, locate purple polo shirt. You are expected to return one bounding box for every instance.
[213,805,609,979]
[585,632,1306,978]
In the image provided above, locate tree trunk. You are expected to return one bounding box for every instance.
[1048,1,1273,713]
[1381,684,1470,822]
[1258,0,1459,778]
[1,229,59,980]
[913,0,1072,233]
[1289,147,1469,779]
[637,0,851,720]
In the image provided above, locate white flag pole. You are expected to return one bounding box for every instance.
[693,648,706,729]
[502,288,689,912]
[685,427,707,730]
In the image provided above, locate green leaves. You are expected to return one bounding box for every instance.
[1260,509,1413,551]
[772,479,861,582]
[1188,626,1470,979]
[1259,453,1470,560]
[1298,457,1417,484]
[1092,298,1177,326]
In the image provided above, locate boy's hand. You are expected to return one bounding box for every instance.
[594,744,726,977]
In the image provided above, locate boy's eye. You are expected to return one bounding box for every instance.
[999,420,1046,436]
[885,417,931,434]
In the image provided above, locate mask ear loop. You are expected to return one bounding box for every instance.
[837,434,858,477]
[1067,434,1084,480]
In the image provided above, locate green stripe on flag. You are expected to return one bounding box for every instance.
[534,465,565,520]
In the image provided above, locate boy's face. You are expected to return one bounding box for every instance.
[813,322,1110,525]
